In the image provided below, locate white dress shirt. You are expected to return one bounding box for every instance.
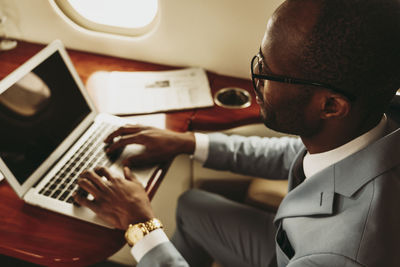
[131,117,387,261]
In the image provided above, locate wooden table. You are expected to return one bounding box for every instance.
[0,41,260,266]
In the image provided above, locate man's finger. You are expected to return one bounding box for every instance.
[73,192,100,213]
[123,167,137,181]
[80,170,108,192]
[104,125,136,143]
[104,125,149,143]
[77,177,101,198]
[105,135,134,154]
[105,134,146,154]
[94,167,116,182]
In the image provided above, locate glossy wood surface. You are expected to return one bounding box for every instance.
[0,182,125,266]
[0,40,259,266]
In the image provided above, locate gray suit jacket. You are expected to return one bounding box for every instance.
[139,129,400,266]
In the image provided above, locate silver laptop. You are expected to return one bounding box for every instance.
[0,40,157,228]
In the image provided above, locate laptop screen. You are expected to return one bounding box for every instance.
[0,51,91,185]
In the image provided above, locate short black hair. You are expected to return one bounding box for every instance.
[300,0,400,107]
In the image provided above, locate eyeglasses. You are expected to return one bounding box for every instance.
[250,53,356,101]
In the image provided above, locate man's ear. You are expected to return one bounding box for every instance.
[320,94,351,119]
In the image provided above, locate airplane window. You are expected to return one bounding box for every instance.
[53,0,158,36]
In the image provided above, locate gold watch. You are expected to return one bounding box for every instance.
[125,218,163,247]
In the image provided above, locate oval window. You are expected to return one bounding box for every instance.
[53,0,159,36]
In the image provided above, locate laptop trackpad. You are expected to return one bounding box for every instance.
[109,144,158,187]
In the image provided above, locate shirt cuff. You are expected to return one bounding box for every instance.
[130,229,169,262]
[193,133,209,163]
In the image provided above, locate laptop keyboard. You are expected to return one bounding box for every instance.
[38,122,118,203]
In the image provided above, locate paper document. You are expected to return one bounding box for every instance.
[87,68,214,115]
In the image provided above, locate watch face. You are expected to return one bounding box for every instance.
[127,225,145,245]
[125,219,163,246]
[132,227,145,241]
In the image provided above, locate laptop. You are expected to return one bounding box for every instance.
[0,40,157,228]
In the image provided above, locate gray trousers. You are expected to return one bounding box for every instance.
[171,189,277,267]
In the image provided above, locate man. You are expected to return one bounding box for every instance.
[73,0,400,266]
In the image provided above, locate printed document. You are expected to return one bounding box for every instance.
[87,68,213,115]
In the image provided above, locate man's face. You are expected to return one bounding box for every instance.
[253,52,316,136]
[253,2,322,137]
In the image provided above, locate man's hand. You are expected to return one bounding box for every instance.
[104,125,195,167]
[73,167,154,230]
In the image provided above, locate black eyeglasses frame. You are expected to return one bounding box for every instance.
[250,54,356,102]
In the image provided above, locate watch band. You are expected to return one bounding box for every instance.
[143,218,163,232]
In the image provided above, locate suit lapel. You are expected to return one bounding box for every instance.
[274,156,335,225]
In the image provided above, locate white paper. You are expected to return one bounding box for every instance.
[87,68,213,115]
